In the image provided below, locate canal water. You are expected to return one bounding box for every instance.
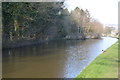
[2,37,118,78]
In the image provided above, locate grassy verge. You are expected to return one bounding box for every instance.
[75,41,118,78]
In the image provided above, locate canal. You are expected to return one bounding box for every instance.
[2,37,118,78]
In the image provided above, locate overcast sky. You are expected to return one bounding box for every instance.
[64,0,119,25]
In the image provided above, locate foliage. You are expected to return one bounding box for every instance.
[104,26,113,35]
[2,2,104,46]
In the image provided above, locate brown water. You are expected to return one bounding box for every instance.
[2,37,118,78]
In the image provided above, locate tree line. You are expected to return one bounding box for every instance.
[2,2,104,47]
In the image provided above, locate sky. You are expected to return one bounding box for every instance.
[64,0,119,26]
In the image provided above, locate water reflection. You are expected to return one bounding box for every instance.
[3,37,118,78]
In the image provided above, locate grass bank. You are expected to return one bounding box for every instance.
[75,41,118,78]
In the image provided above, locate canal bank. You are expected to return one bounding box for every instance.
[75,41,118,78]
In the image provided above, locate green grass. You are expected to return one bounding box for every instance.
[75,41,118,78]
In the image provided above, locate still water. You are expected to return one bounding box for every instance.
[3,37,118,78]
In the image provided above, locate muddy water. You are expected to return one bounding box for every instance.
[2,37,118,78]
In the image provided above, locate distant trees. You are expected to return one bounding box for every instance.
[60,7,103,39]
[88,19,104,38]
[103,26,117,37]
[104,27,112,35]
[2,2,104,47]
